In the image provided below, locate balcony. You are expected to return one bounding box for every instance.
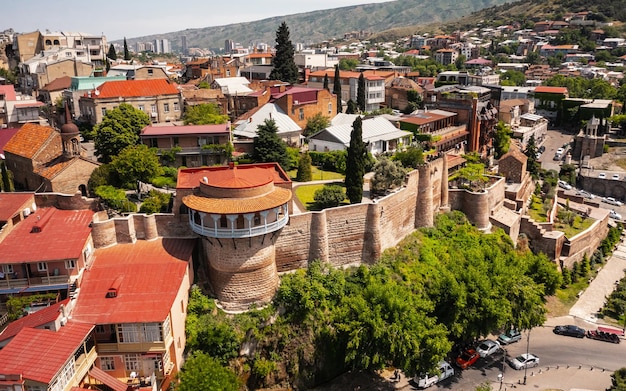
[0,275,70,294]
[189,213,289,239]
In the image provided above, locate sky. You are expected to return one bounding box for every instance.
[4,0,392,41]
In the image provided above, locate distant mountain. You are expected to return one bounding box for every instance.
[117,0,511,51]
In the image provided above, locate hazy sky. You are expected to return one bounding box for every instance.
[4,0,392,40]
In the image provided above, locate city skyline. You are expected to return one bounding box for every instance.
[5,0,390,41]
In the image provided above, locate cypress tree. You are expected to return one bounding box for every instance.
[357,73,366,112]
[268,22,299,85]
[123,37,131,61]
[333,65,342,113]
[346,99,358,114]
[345,116,366,203]
[296,152,312,182]
[323,74,329,90]
[107,43,117,60]
[1,160,14,192]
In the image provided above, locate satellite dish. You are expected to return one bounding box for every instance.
[23,207,31,216]
[31,203,37,212]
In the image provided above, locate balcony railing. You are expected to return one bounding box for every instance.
[189,214,289,238]
[0,275,70,290]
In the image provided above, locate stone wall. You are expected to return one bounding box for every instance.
[35,192,99,210]
[49,159,99,195]
[91,213,193,248]
[448,176,506,230]
[560,215,609,268]
[579,175,626,200]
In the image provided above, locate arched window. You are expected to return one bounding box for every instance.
[53,39,60,45]
[45,39,52,46]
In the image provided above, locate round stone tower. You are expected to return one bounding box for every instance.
[182,163,292,311]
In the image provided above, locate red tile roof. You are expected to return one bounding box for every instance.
[0,299,69,343]
[3,123,56,159]
[177,163,291,189]
[89,79,179,99]
[141,123,231,137]
[0,192,34,222]
[0,322,94,384]
[88,367,128,391]
[0,85,17,101]
[0,127,20,156]
[534,86,568,94]
[71,238,195,324]
[14,101,45,108]
[0,207,94,264]
[41,76,72,92]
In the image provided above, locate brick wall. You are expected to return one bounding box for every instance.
[50,158,99,195]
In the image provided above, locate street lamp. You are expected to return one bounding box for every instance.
[499,347,506,391]
[523,329,531,385]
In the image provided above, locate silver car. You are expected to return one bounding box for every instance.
[508,353,539,370]
[476,339,500,358]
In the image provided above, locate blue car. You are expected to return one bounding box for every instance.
[497,329,522,345]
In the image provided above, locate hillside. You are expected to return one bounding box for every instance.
[117,0,510,51]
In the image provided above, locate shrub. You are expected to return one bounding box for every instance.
[314,185,345,208]
[139,190,172,214]
[252,357,277,378]
[150,176,177,189]
[296,152,313,182]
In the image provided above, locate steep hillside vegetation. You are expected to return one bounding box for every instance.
[119,0,510,51]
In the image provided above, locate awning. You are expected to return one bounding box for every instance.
[88,367,129,391]
[0,287,23,295]
[20,284,69,293]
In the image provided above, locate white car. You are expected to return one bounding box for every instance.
[558,180,572,190]
[610,210,623,220]
[556,147,565,155]
[576,190,594,199]
[508,353,539,370]
[599,173,607,179]
[613,174,620,180]
[476,339,500,358]
[414,361,454,388]
[602,197,624,206]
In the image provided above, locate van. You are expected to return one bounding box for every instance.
[414,361,454,388]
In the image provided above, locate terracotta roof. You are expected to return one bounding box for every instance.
[534,86,568,94]
[35,157,76,180]
[183,186,291,214]
[177,163,291,189]
[14,101,45,108]
[88,367,128,391]
[71,238,194,324]
[308,69,385,81]
[0,193,34,222]
[41,76,72,92]
[0,127,19,156]
[141,123,230,137]
[0,322,94,384]
[204,166,273,189]
[0,85,17,101]
[89,79,179,99]
[3,123,56,159]
[248,53,273,58]
[0,207,94,264]
[0,299,69,343]
[400,111,455,126]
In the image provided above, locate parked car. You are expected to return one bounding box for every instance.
[476,339,500,358]
[602,197,624,206]
[508,353,540,370]
[553,153,562,161]
[455,348,480,369]
[539,145,546,153]
[553,325,586,338]
[498,329,522,345]
[556,147,565,155]
[414,361,455,388]
[576,190,595,199]
[610,210,623,220]
[613,174,621,180]
[558,180,572,190]
[599,173,607,179]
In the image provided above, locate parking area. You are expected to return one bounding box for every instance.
[537,128,576,172]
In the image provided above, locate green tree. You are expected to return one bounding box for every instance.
[296,152,312,182]
[107,43,117,61]
[323,73,329,90]
[123,37,131,61]
[303,112,329,137]
[253,119,289,171]
[559,164,576,185]
[346,99,358,114]
[139,190,172,214]
[393,146,424,169]
[93,103,151,163]
[338,58,359,70]
[183,103,229,125]
[111,144,163,189]
[269,22,299,84]
[458,163,488,190]
[525,51,540,65]
[88,164,118,194]
[493,121,511,159]
[370,157,406,196]
[608,367,626,391]
[176,352,240,391]
[314,184,345,209]
[0,160,15,192]
[500,70,526,86]
[357,73,366,112]
[455,54,467,70]
[333,65,342,113]
[524,135,540,177]
[345,117,367,203]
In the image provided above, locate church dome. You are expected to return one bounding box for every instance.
[60,121,79,135]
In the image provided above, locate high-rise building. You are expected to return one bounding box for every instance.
[181,35,188,55]
[224,39,234,54]
[154,39,170,54]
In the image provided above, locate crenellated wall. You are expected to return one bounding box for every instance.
[91,213,194,248]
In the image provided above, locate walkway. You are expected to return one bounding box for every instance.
[569,235,626,326]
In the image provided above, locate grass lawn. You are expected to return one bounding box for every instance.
[546,275,597,317]
[288,166,344,182]
[528,195,594,237]
[528,196,547,222]
[295,182,346,211]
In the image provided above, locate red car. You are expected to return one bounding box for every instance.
[455,348,480,369]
